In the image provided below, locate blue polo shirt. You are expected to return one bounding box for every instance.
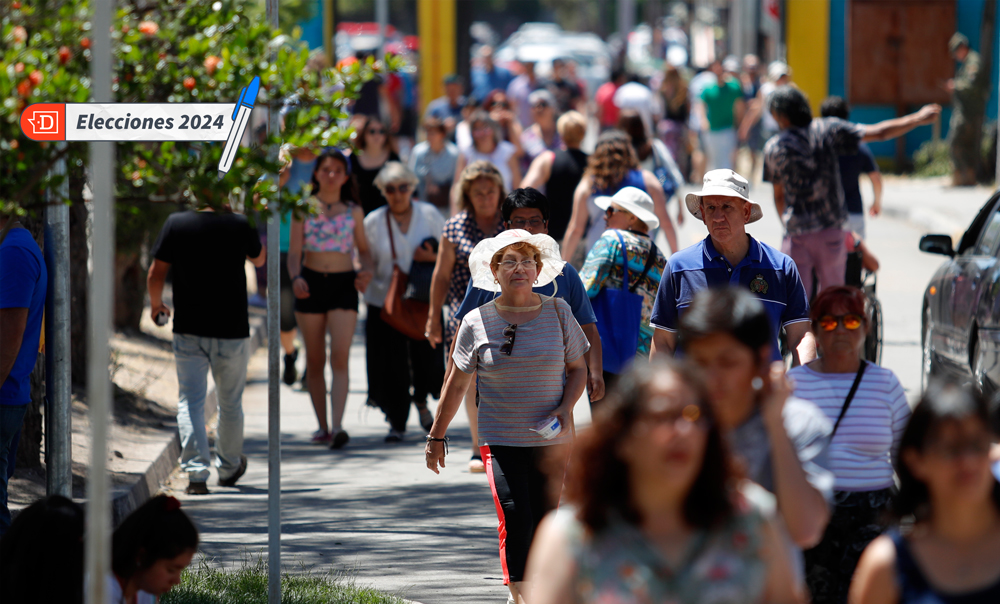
[453,263,597,328]
[650,235,809,361]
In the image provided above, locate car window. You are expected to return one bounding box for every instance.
[958,193,1000,255]
[977,209,1000,256]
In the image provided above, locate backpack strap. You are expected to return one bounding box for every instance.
[612,229,630,291]
[630,238,658,294]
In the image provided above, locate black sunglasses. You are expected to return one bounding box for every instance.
[530,101,549,109]
[384,184,410,195]
[499,324,517,355]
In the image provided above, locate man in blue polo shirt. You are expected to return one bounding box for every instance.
[649,169,816,364]
[0,214,47,534]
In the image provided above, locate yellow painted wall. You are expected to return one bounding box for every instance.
[786,0,829,115]
[418,0,456,113]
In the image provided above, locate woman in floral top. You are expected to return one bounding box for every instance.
[426,161,506,349]
[579,187,666,389]
[526,358,800,604]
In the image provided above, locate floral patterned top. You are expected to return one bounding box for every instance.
[441,210,504,345]
[553,483,774,604]
[579,230,666,359]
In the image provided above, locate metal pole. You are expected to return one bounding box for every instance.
[85,1,114,603]
[376,0,388,58]
[44,143,72,498]
[618,0,635,41]
[265,2,282,603]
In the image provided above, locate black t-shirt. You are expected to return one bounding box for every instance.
[151,210,262,339]
[351,151,401,216]
[547,148,588,241]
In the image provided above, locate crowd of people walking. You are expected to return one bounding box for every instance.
[5,31,1000,604]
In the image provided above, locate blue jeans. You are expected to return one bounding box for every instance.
[173,334,250,483]
[0,404,28,534]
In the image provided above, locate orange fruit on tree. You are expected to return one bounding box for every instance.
[183,77,196,91]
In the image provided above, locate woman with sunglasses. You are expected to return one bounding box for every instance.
[453,111,521,198]
[851,382,1000,604]
[483,90,524,151]
[519,89,562,174]
[787,285,911,604]
[350,114,400,216]
[363,162,446,442]
[527,359,800,604]
[425,230,589,604]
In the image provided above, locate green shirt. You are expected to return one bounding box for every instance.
[700,77,744,131]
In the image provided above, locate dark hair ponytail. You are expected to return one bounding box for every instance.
[112,495,199,580]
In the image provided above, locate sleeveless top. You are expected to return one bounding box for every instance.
[585,169,647,254]
[303,199,356,253]
[351,150,400,216]
[554,482,773,604]
[890,530,1000,604]
[547,148,588,241]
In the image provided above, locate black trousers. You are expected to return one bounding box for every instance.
[365,306,444,432]
[482,444,564,584]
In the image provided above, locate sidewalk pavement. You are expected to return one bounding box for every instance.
[874,176,993,241]
[166,311,594,604]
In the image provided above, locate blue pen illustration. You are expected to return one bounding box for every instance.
[218,76,260,177]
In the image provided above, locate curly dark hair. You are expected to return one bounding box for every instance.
[769,85,813,128]
[890,381,1000,522]
[564,358,735,532]
[587,130,640,192]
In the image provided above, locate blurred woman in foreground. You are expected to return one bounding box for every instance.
[851,382,1000,604]
[526,358,800,604]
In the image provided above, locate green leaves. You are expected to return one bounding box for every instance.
[1,0,397,223]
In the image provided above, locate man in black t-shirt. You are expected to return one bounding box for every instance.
[147,206,264,494]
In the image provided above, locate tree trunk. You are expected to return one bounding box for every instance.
[69,200,89,387]
[114,251,145,331]
[15,353,45,471]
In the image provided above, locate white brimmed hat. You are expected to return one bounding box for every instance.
[469,230,565,293]
[684,169,763,223]
[593,187,660,231]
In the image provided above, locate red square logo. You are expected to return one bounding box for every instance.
[20,103,65,141]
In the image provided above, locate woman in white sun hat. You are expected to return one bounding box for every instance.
[425,229,590,604]
[579,187,668,392]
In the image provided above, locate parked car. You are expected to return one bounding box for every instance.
[920,190,1000,396]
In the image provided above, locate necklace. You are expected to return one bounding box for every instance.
[493,295,547,312]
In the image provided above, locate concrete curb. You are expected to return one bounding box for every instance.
[109,317,267,524]
[881,204,968,243]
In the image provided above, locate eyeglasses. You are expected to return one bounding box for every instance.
[383,184,410,195]
[817,314,864,332]
[530,101,549,110]
[638,404,706,432]
[492,101,510,109]
[927,438,992,460]
[508,218,546,229]
[605,207,627,218]
[498,259,536,271]
[500,324,517,355]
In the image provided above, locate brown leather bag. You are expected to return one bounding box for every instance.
[380,211,429,341]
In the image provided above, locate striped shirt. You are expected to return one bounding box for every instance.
[788,361,911,492]
[453,297,590,447]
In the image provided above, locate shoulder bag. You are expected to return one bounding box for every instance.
[650,140,680,200]
[831,362,867,438]
[590,231,657,375]
[381,211,429,341]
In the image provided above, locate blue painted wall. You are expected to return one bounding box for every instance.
[300,1,324,51]
[828,0,999,160]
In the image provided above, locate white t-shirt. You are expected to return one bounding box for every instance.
[463,140,517,192]
[788,361,911,492]
[106,573,157,604]
[363,200,445,308]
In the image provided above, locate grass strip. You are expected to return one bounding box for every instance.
[162,555,410,604]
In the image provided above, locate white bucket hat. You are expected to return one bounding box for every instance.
[684,169,763,224]
[593,187,660,231]
[469,229,566,293]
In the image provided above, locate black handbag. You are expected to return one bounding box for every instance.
[403,237,437,302]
